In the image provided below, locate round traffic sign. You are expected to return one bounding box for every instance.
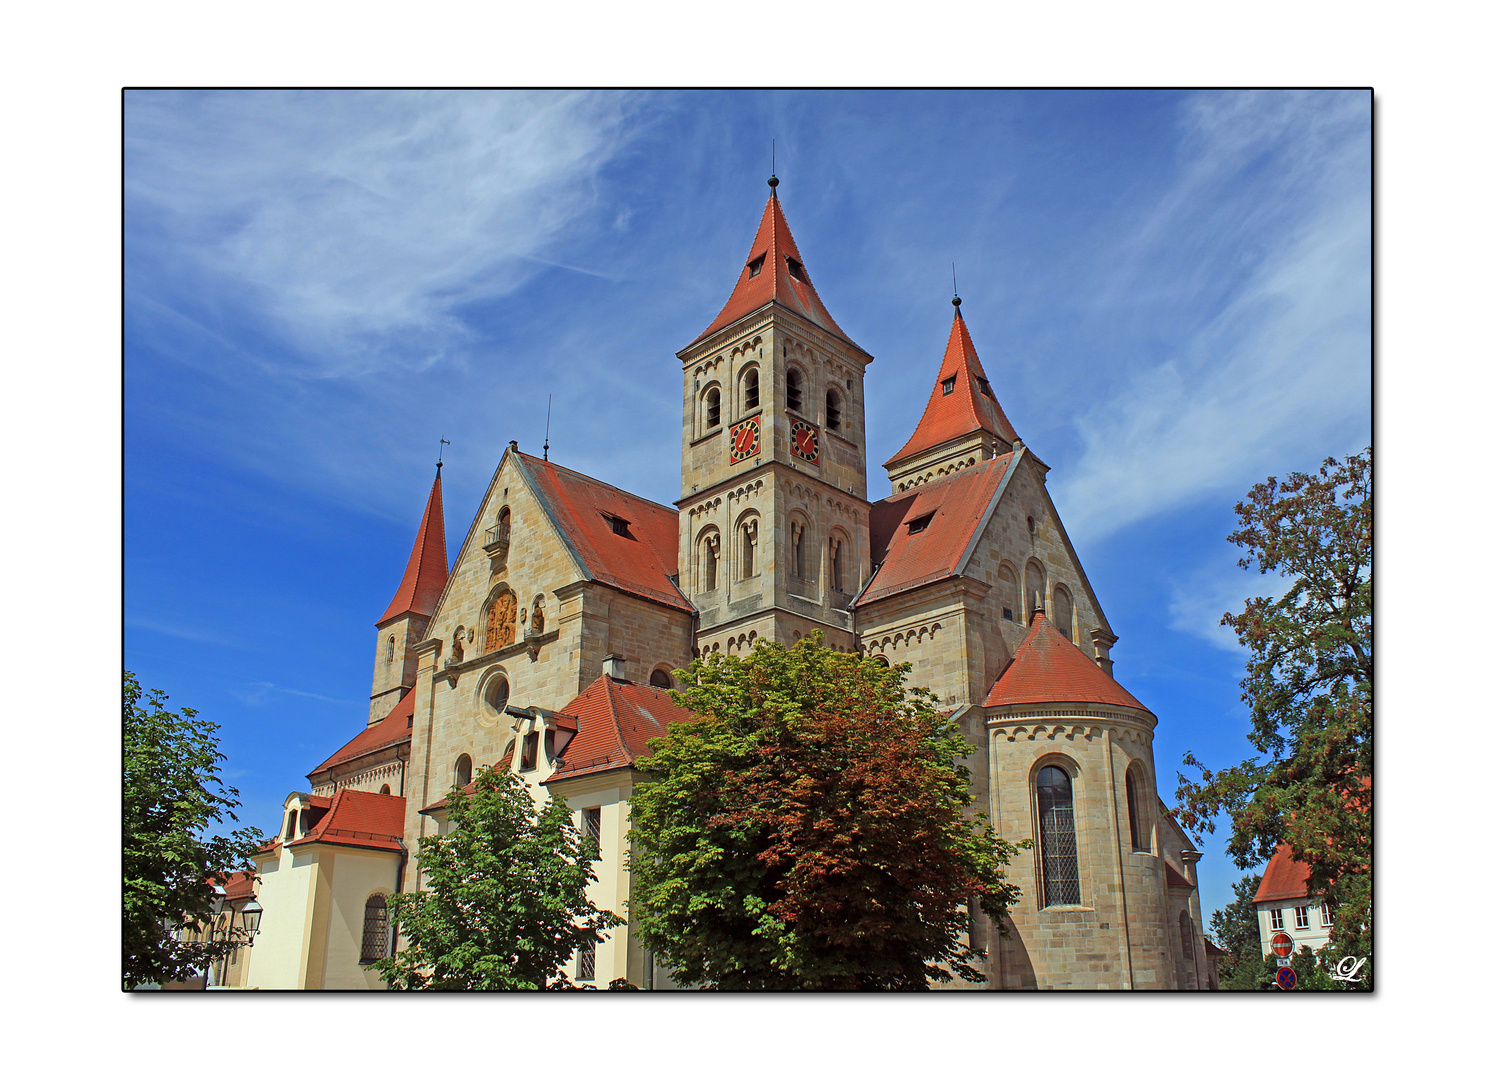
[1270,932,1294,958]
[1276,967,1297,990]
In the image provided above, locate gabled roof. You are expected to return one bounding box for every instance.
[308,686,415,778]
[287,788,405,854]
[858,455,1013,606]
[689,188,862,353]
[545,674,691,784]
[886,309,1020,469]
[1254,843,1314,904]
[378,470,449,626]
[983,611,1148,711]
[519,452,691,613]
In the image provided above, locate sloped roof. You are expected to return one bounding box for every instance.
[1165,862,1196,891]
[858,455,1012,606]
[1254,843,1314,904]
[983,611,1148,711]
[287,788,406,854]
[308,686,415,778]
[545,674,691,783]
[378,470,449,626]
[886,310,1020,469]
[689,189,862,353]
[520,453,691,612]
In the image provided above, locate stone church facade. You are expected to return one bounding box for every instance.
[243,181,1212,991]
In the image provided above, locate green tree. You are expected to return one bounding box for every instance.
[375,766,621,990]
[628,635,1026,990]
[123,671,264,989]
[1177,449,1371,967]
[1209,873,1263,987]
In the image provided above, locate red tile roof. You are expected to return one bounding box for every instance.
[544,674,692,783]
[1253,843,1313,904]
[221,871,257,900]
[983,611,1148,710]
[1165,862,1195,891]
[308,686,415,777]
[378,470,449,626]
[689,190,863,353]
[886,310,1020,469]
[519,453,690,612]
[858,455,1012,606]
[287,788,406,854]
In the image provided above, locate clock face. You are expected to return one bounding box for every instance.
[729,417,761,463]
[790,419,820,464]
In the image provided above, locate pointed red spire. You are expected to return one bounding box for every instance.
[885,306,1020,469]
[377,469,449,625]
[690,186,860,350]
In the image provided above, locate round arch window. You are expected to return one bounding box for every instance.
[483,674,510,717]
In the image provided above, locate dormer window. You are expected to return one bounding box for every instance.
[942,377,956,396]
[748,255,765,278]
[907,513,934,535]
[976,376,993,398]
[785,257,804,281]
[603,513,633,538]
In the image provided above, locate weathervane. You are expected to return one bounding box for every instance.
[437,436,450,472]
[952,264,961,310]
[769,139,778,190]
[543,395,552,462]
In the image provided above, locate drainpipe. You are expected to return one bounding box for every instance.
[1103,727,1135,990]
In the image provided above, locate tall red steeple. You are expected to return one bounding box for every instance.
[885,301,1020,482]
[690,179,860,350]
[377,467,449,626]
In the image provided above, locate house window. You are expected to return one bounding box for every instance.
[582,807,602,855]
[786,370,803,413]
[521,732,539,771]
[706,388,721,428]
[826,389,842,431]
[743,368,759,409]
[385,635,395,663]
[454,754,472,788]
[1125,770,1145,852]
[1270,909,1284,931]
[747,255,764,278]
[1321,904,1333,927]
[907,513,934,535]
[576,941,596,982]
[283,810,296,841]
[1036,765,1081,907]
[1295,906,1311,931]
[360,895,389,963]
[942,376,956,395]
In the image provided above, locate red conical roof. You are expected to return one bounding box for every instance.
[377,470,449,625]
[690,190,861,351]
[984,611,1146,711]
[886,309,1020,468]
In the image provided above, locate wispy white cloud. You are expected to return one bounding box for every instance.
[230,681,357,708]
[126,616,240,648]
[1167,552,1291,652]
[1054,91,1369,546]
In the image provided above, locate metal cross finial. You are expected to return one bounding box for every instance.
[952,264,962,310]
[437,437,450,472]
[543,395,552,462]
[769,139,778,191]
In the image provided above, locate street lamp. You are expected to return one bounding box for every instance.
[240,900,263,936]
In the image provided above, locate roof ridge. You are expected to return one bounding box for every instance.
[517,452,679,515]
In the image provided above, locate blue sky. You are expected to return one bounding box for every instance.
[123,89,1370,926]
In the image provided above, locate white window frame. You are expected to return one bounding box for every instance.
[1269,908,1284,931]
[1294,905,1311,931]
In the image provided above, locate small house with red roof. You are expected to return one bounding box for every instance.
[1254,843,1335,958]
[246,175,1207,990]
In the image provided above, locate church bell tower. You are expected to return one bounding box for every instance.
[676,177,873,655]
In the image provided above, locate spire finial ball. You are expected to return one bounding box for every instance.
[952,295,962,309]
[768,175,778,190]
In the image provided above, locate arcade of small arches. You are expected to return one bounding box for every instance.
[894,456,981,491]
[862,621,943,656]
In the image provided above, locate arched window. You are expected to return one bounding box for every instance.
[485,592,517,652]
[495,506,511,544]
[706,387,721,428]
[649,667,673,689]
[786,369,803,413]
[1053,584,1074,642]
[1025,560,1047,622]
[385,635,395,663]
[1126,769,1145,852]
[829,536,843,592]
[1180,911,1195,962]
[361,895,389,963]
[743,367,760,410]
[701,530,720,591]
[454,754,472,789]
[871,655,891,668]
[826,388,842,431]
[1036,765,1081,907]
[790,519,810,583]
[379,784,391,795]
[739,518,757,578]
[997,564,1018,622]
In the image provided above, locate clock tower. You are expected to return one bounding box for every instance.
[676,177,872,656]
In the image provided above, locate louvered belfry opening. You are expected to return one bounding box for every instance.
[1037,765,1081,907]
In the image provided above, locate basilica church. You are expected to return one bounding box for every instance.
[241,179,1213,991]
